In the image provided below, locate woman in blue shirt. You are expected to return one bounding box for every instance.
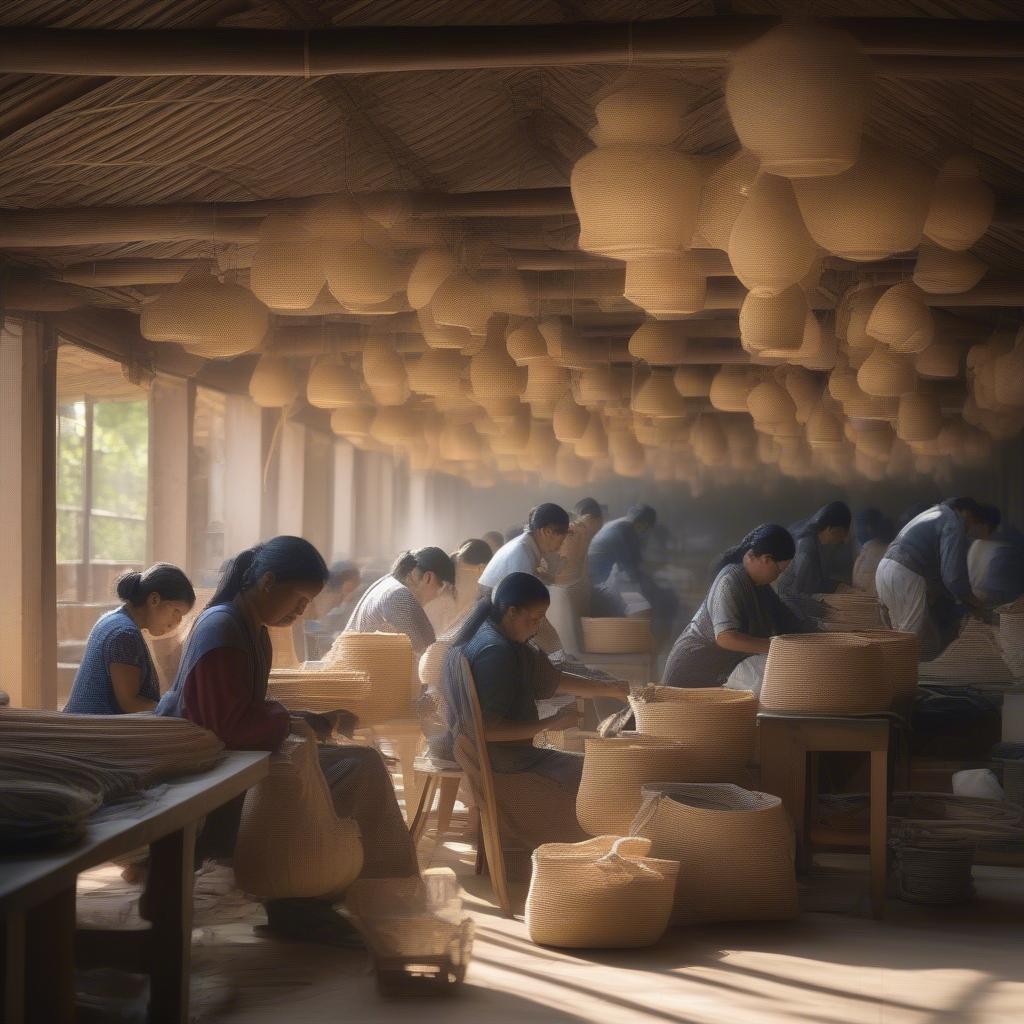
[65,564,195,714]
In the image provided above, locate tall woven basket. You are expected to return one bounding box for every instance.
[326,631,416,725]
[526,836,679,948]
[630,783,799,924]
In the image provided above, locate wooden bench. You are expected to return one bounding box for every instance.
[1,750,269,1024]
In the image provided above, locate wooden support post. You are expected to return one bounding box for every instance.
[25,886,76,1024]
[148,376,190,568]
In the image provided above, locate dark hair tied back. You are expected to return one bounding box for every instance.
[208,536,328,609]
[391,546,456,586]
[117,563,195,607]
[714,523,795,574]
[527,503,570,534]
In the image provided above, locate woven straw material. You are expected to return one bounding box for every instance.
[539,318,596,371]
[631,368,687,419]
[267,667,371,715]
[867,283,934,355]
[526,836,678,949]
[0,748,141,806]
[362,344,411,407]
[249,355,298,408]
[577,365,628,407]
[628,321,689,366]
[577,736,698,836]
[630,783,798,924]
[857,346,917,398]
[726,22,870,179]
[506,320,548,365]
[629,686,756,774]
[695,150,760,249]
[322,240,403,306]
[307,361,364,409]
[729,173,817,295]
[407,248,458,310]
[673,365,714,398]
[915,339,962,380]
[522,357,570,406]
[330,405,374,439]
[806,403,845,449]
[552,396,589,443]
[574,413,609,459]
[924,156,996,251]
[407,349,465,398]
[848,630,919,707]
[692,413,729,466]
[889,791,1024,850]
[325,631,416,725]
[572,144,702,259]
[249,214,324,311]
[896,392,943,442]
[418,304,470,351]
[997,611,1024,678]
[913,241,987,295]
[470,340,526,401]
[740,286,807,355]
[710,366,760,413]
[793,141,932,261]
[534,727,600,754]
[485,269,538,317]
[580,617,652,654]
[0,779,102,853]
[760,633,892,714]
[234,733,363,901]
[624,254,706,317]
[590,74,694,147]
[0,708,223,786]
[819,595,885,630]
[431,273,493,337]
[921,618,1014,683]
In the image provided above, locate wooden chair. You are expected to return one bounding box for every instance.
[452,656,513,917]
[409,755,464,856]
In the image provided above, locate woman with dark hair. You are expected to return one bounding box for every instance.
[439,573,628,851]
[157,536,417,945]
[852,509,896,596]
[774,501,853,621]
[427,539,494,637]
[343,546,455,658]
[662,524,809,690]
[478,503,571,597]
[65,564,195,714]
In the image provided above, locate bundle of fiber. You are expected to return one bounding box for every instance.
[576,736,696,836]
[628,686,756,774]
[0,709,223,785]
[580,617,652,654]
[760,633,891,714]
[325,631,416,725]
[0,748,141,804]
[997,611,1024,678]
[267,668,372,715]
[630,783,798,924]
[0,779,101,853]
[526,836,678,948]
[817,591,885,631]
[849,630,920,708]
[919,618,1014,684]
[233,732,363,901]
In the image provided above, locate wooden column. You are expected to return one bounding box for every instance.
[276,420,305,537]
[0,317,57,708]
[223,394,262,554]
[302,429,333,560]
[331,441,355,560]
[147,375,190,568]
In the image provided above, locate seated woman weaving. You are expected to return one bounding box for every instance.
[156,535,417,946]
[438,573,629,852]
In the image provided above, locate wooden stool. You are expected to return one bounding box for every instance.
[758,712,890,919]
[409,755,465,863]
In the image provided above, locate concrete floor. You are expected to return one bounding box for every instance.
[77,807,1024,1024]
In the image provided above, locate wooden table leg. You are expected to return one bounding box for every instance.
[26,886,76,1024]
[870,748,888,920]
[2,909,26,1024]
[146,822,196,1024]
[758,721,809,872]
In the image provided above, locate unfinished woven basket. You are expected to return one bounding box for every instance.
[526,835,679,948]
[760,633,891,715]
[580,617,653,654]
[629,686,756,775]
[817,591,885,631]
[234,732,363,901]
[326,631,416,725]
[267,667,372,716]
[630,783,798,924]
[849,630,919,708]
[576,736,695,836]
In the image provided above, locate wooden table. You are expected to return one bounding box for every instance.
[0,750,269,1024]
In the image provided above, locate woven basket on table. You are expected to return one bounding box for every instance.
[325,631,416,725]
[267,667,371,715]
[525,836,679,948]
[580,617,653,654]
[760,632,892,715]
[849,630,919,709]
[628,686,756,775]
[234,732,363,901]
[629,783,799,924]
[576,736,696,836]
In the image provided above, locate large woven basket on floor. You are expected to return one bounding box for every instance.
[919,618,1013,684]
[760,633,891,715]
[326,631,416,725]
[629,686,757,775]
[267,667,371,715]
[849,630,920,708]
[234,731,363,901]
[630,783,799,924]
[526,836,679,948]
[580,617,653,654]
[576,736,695,835]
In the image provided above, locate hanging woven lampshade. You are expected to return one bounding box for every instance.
[322,240,404,306]
[577,364,625,407]
[692,414,729,466]
[362,344,410,407]
[632,368,687,419]
[740,285,807,354]
[674,365,714,398]
[406,247,458,309]
[694,149,760,250]
[913,241,987,295]
[589,73,694,146]
[844,384,899,422]
[728,173,817,295]
[484,269,538,317]
[867,283,935,354]
[793,141,933,260]
[430,273,493,337]
[780,312,838,371]
[469,339,526,401]
[624,255,706,317]
[489,410,531,456]
[575,413,609,459]
[506,319,548,365]
[924,156,995,251]
[370,406,419,446]
[725,22,871,178]
[747,381,797,427]
[710,366,760,412]
[828,363,859,404]
[523,419,560,470]
[633,416,684,448]
[571,145,703,258]
[858,346,918,398]
[628,321,688,366]
[330,405,373,439]
[539,317,596,370]
[522,357,570,409]
[806,402,846,449]
[249,355,298,408]
[896,392,943,442]
[914,339,962,380]
[249,214,325,311]
[837,283,888,351]
[779,365,820,424]
[406,349,465,398]
[306,361,364,409]
[552,395,590,442]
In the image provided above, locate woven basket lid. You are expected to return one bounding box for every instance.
[858,346,918,398]
[695,149,760,250]
[740,286,807,354]
[867,283,935,354]
[484,269,538,317]
[406,348,466,398]
[913,241,987,295]
[628,321,688,366]
[924,156,995,251]
[406,247,458,309]
[624,255,706,317]
[506,319,549,365]
[575,413,609,459]
[430,273,492,337]
[729,173,817,295]
[552,395,590,442]
[673,365,714,398]
[726,22,871,178]
[249,355,298,408]
[249,214,325,311]
[793,140,933,260]
[896,392,943,442]
[322,240,403,306]
[631,368,687,419]
[571,144,702,259]
[915,339,962,380]
[710,365,759,413]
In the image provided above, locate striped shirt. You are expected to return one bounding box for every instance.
[344,574,436,657]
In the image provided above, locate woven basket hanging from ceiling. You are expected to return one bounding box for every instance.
[896,392,943,443]
[913,241,987,296]
[630,783,799,924]
[430,273,493,337]
[330,405,374,439]
[250,213,325,311]
[485,269,538,317]
[307,360,364,409]
[323,240,404,307]
[418,305,470,351]
[552,396,590,443]
[695,150,760,249]
[407,348,466,398]
[631,368,687,419]
[673,365,714,398]
[623,255,706,318]
[915,339,962,380]
[858,346,918,399]
[506,319,549,365]
[574,413,609,459]
[709,366,760,413]
[249,355,298,408]
[740,286,807,355]
[406,247,459,310]
[325,631,416,725]
[924,156,996,251]
[867,283,935,354]
[628,321,689,366]
[525,836,679,949]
